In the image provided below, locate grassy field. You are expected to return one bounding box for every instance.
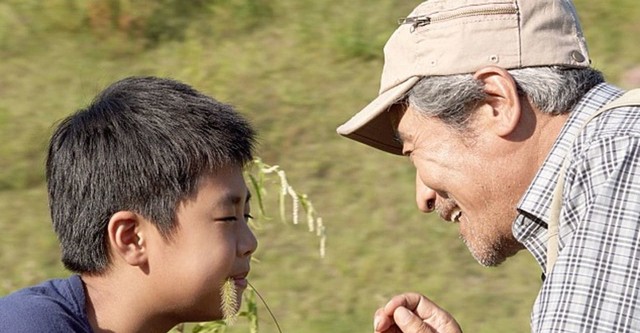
[1,1,638,332]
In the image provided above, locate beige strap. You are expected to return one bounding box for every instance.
[546,89,640,274]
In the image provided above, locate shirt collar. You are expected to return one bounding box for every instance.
[513,83,623,266]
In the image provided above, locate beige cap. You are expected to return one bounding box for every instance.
[337,0,591,155]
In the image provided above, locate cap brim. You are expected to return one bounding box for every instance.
[336,77,420,155]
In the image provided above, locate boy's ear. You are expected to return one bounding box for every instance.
[473,66,521,137]
[107,211,148,267]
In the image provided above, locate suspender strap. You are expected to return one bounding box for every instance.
[546,89,640,274]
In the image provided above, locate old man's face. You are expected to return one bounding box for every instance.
[395,105,524,266]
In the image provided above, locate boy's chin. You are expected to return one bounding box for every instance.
[185,308,226,323]
[181,286,244,322]
[183,301,229,322]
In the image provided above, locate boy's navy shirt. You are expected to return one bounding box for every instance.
[0,275,92,332]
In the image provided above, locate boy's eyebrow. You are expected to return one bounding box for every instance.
[222,189,252,205]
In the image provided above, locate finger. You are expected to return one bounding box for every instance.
[378,293,427,330]
[375,322,403,333]
[382,294,462,333]
[374,307,396,332]
[412,298,461,332]
[383,293,424,315]
[394,306,435,333]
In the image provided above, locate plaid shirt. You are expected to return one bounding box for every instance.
[513,82,640,332]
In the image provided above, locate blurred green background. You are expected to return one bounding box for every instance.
[1,1,638,332]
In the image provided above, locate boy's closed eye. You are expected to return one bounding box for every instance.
[216,214,253,222]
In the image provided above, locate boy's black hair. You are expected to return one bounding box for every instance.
[46,76,256,273]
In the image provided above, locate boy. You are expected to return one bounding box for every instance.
[0,76,258,332]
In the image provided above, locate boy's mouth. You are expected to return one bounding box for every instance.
[229,272,249,289]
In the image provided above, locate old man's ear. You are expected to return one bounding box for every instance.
[473,66,522,137]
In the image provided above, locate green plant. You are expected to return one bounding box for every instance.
[247,158,326,258]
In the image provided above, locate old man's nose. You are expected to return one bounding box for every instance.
[415,173,436,213]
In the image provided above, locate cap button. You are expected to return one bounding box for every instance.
[571,50,586,63]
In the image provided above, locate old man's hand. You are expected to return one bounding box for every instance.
[374,293,462,333]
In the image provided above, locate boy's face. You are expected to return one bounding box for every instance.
[146,164,257,321]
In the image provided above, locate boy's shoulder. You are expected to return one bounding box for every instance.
[0,275,93,332]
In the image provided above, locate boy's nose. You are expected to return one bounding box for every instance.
[239,222,258,257]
